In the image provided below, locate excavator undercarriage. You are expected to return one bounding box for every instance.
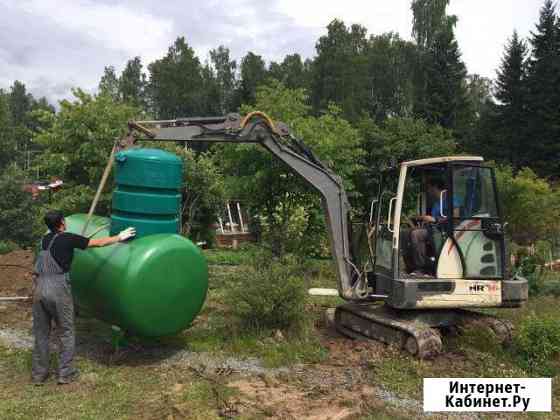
[334,304,513,359]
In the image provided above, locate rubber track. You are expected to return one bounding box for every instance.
[334,305,442,359]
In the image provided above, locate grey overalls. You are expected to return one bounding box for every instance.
[32,233,77,381]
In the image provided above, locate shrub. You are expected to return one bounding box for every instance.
[513,315,560,376]
[0,166,41,248]
[0,241,16,255]
[226,255,307,330]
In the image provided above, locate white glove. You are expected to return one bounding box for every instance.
[118,227,136,241]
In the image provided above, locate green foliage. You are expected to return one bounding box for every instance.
[119,57,147,108]
[0,166,41,247]
[0,241,17,255]
[525,0,560,177]
[365,33,417,121]
[268,53,310,91]
[34,90,140,215]
[226,255,308,330]
[358,116,455,208]
[411,0,454,49]
[513,315,560,375]
[148,37,215,118]
[236,52,268,107]
[209,46,237,113]
[177,148,225,244]
[98,66,120,101]
[495,166,560,245]
[224,80,364,256]
[311,19,370,122]
[0,91,15,171]
[493,32,529,168]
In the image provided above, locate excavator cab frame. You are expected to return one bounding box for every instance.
[366,157,526,310]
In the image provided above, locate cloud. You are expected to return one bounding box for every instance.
[0,0,547,106]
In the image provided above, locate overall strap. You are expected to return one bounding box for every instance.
[46,232,61,252]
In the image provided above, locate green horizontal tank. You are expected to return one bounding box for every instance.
[65,214,208,337]
[111,148,183,238]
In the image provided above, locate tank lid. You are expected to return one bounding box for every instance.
[115,148,182,165]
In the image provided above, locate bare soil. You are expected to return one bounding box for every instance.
[0,250,34,330]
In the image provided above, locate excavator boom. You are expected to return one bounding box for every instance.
[123,112,366,301]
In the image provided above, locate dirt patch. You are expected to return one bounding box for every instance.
[229,376,367,419]
[0,250,34,295]
[0,250,34,330]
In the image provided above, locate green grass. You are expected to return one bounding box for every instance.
[203,248,256,266]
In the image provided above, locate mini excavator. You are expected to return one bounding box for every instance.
[120,112,528,358]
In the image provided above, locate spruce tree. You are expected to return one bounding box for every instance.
[411,1,470,132]
[526,0,560,177]
[119,57,147,109]
[494,31,529,168]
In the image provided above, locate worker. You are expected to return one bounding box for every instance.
[403,178,458,276]
[31,210,136,385]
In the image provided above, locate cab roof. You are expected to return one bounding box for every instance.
[402,156,484,167]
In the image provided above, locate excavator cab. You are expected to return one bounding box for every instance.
[367,156,525,310]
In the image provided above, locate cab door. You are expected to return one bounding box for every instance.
[437,165,505,282]
[372,171,399,293]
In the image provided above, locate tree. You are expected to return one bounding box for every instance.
[8,81,33,127]
[34,90,140,215]
[178,148,225,244]
[495,165,560,245]
[221,80,364,256]
[364,32,417,121]
[357,116,456,209]
[119,57,147,108]
[417,21,470,133]
[311,19,369,121]
[411,0,454,49]
[0,91,15,171]
[236,52,267,107]
[411,0,470,134]
[268,54,310,91]
[493,32,529,167]
[209,46,237,113]
[98,66,120,101]
[148,37,205,119]
[0,166,40,247]
[525,0,560,178]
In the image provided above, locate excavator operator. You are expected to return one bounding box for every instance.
[402,178,456,277]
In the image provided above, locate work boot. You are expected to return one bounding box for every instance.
[31,374,49,386]
[57,369,79,385]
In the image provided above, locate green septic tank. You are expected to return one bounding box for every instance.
[63,148,207,337]
[111,148,183,238]
[65,214,208,337]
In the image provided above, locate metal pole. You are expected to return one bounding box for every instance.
[0,296,31,302]
[226,201,235,233]
[81,141,118,235]
[236,201,245,233]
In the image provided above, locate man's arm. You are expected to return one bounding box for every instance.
[88,227,136,247]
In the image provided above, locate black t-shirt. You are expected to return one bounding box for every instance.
[41,232,90,273]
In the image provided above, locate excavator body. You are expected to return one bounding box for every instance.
[121,112,528,358]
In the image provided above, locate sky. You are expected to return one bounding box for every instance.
[0,0,545,105]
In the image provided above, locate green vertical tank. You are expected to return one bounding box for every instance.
[111,148,183,238]
[66,214,208,337]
